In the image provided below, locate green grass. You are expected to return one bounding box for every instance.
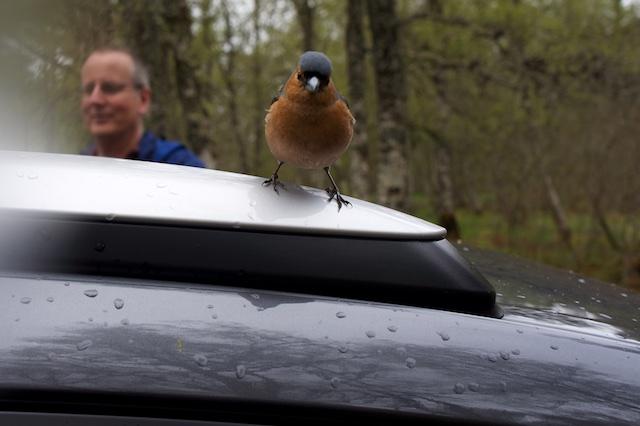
[410,193,629,285]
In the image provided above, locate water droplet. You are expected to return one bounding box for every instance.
[88,317,93,322]
[120,318,129,326]
[405,357,416,368]
[500,381,507,392]
[462,247,470,252]
[113,298,124,309]
[46,297,54,303]
[47,352,56,361]
[337,345,348,353]
[500,351,511,360]
[235,364,246,379]
[211,313,218,319]
[232,222,241,229]
[156,182,167,188]
[94,242,106,252]
[14,318,20,322]
[468,382,479,392]
[16,171,24,178]
[27,174,38,180]
[257,307,264,312]
[250,293,260,300]
[599,313,612,319]
[84,289,98,298]
[20,297,32,304]
[365,330,376,338]
[550,345,559,350]
[511,349,520,355]
[516,329,523,334]
[621,293,628,298]
[578,278,586,284]
[77,339,92,351]
[336,311,346,319]
[194,354,208,367]
[387,325,398,332]
[249,200,256,207]
[516,295,526,299]
[396,347,407,356]
[64,282,70,287]
[454,383,466,394]
[105,213,116,222]
[247,212,255,220]
[330,377,340,388]
[488,354,498,363]
[207,304,214,309]
[437,332,450,341]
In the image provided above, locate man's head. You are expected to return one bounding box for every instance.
[81,48,151,141]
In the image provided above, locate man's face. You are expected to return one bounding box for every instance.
[81,51,150,138]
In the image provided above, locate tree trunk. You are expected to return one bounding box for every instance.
[221,0,249,173]
[543,174,578,265]
[345,0,370,199]
[435,141,460,241]
[252,0,264,172]
[292,0,315,52]
[367,0,409,210]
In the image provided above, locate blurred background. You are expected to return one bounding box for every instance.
[0,0,638,290]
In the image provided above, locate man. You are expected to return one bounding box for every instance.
[80,48,205,167]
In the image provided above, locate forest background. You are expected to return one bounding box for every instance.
[1,0,639,290]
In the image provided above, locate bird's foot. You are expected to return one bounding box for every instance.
[325,187,351,211]
[263,174,285,194]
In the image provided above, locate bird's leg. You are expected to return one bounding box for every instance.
[324,166,351,211]
[263,161,285,193]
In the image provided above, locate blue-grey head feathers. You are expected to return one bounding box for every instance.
[299,51,332,79]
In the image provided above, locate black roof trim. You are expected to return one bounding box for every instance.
[0,213,500,317]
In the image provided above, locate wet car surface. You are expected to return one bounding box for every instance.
[1,152,639,425]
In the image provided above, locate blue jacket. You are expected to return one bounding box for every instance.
[82,132,206,168]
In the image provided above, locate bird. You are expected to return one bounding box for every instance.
[263,51,355,211]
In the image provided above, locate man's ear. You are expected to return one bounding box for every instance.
[139,87,151,115]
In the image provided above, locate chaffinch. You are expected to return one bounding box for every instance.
[264,51,355,210]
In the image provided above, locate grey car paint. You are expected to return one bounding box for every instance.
[1,267,639,425]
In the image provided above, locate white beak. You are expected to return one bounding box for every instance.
[305,76,320,92]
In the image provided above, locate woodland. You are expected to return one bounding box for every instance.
[1,0,639,289]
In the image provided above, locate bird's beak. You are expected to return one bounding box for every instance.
[305,76,320,93]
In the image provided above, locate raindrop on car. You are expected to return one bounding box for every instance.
[194,354,208,367]
[64,282,70,287]
[120,318,130,326]
[27,174,38,180]
[437,332,450,341]
[46,297,54,303]
[105,213,116,222]
[550,345,559,350]
[84,289,98,298]
[336,311,347,319]
[330,377,340,389]
[236,364,246,379]
[338,345,348,353]
[113,298,124,310]
[488,354,498,363]
[499,351,511,360]
[20,297,31,304]
[468,382,479,392]
[406,357,416,368]
[76,340,92,351]
[365,330,376,338]
[454,383,466,394]
[387,325,398,332]
[207,304,214,309]
[211,313,218,319]
[156,182,167,188]
[511,349,520,355]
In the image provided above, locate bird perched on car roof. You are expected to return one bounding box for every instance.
[264,51,355,211]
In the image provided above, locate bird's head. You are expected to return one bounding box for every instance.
[297,51,332,93]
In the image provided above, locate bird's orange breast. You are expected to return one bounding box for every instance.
[265,82,354,169]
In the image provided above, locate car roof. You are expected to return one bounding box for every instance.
[0,151,445,240]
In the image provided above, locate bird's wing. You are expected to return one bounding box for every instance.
[336,91,356,126]
[269,83,285,107]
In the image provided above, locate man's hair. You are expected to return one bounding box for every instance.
[86,47,150,89]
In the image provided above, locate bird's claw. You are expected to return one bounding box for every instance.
[263,175,285,194]
[326,187,351,211]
